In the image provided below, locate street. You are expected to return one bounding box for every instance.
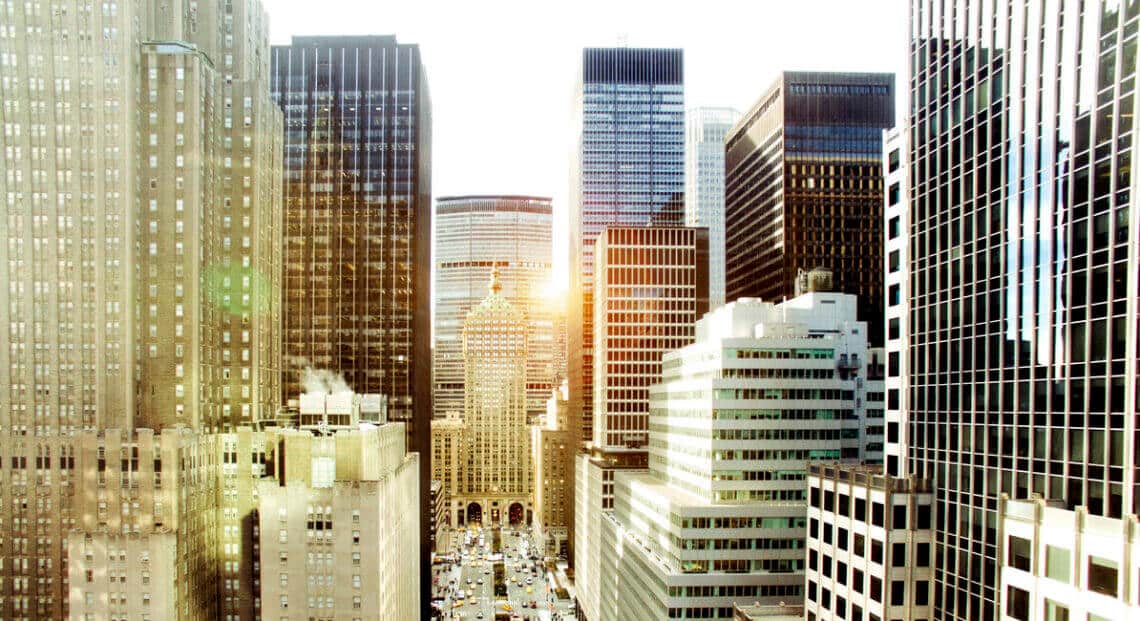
[433,526,575,620]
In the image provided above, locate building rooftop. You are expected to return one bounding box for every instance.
[733,602,804,620]
[808,462,932,494]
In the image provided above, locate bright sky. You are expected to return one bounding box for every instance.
[264,0,909,291]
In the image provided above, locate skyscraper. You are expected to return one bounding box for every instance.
[0,0,281,616]
[270,35,433,617]
[724,72,893,344]
[568,47,686,445]
[896,2,1140,620]
[580,294,884,620]
[685,107,740,309]
[591,226,709,451]
[0,0,283,436]
[460,269,532,526]
[434,195,554,420]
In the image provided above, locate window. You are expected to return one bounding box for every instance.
[1045,545,1071,582]
[915,580,929,606]
[892,542,906,566]
[916,505,931,529]
[890,580,905,606]
[916,542,930,567]
[1006,586,1029,621]
[1087,556,1118,597]
[889,250,900,272]
[1008,535,1031,571]
[888,216,901,238]
[1043,599,1069,621]
[871,502,884,526]
[888,182,900,205]
[871,540,883,564]
[892,504,906,527]
[888,285,901,307]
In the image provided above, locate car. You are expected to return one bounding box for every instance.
[526,577,533,585]
[477,578,484,585]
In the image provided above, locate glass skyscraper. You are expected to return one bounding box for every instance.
[568,47,685,445]
[724,72,894,344]
[433,195,554,421]
[685,107,740,310]
[270,35,433,618]
[897,2,1140,619]
[567,46,685,567]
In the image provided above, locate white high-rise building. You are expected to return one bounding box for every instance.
[578,294,884,621]
[685,107,739,310]
[804,463,935,621]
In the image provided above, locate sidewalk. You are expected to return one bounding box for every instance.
[547,560,575,601]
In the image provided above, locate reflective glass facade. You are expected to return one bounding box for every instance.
[433,196,553,420]
[724,72,894,345]
[271,35,433,617]
[900,2,1140,619]
[685,107,740,309]
[569,47,685,446]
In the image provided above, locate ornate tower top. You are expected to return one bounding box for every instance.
[490,265,502,296]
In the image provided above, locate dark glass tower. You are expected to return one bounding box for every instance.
[271,35,433,618]
[724,71,894,344]
[899,2,1139,619]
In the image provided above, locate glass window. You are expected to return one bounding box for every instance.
[892,542,906,566]
[1043,599,1069,621]
[1006,586,1029,621]
[1045,546,1071,582]
[1008,535,1032,571]
[1087,556,1118,597]
[890,580,905,606]
[916,542,930,567]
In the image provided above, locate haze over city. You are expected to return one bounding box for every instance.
[2,1,1138,620]
[267,0,909,288]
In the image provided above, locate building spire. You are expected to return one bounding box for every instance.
[490,265,502,295]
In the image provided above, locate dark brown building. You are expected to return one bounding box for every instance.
[271,35,433,619]
[724,71,894,344]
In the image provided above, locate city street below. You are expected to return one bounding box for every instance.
[432,526,575,620]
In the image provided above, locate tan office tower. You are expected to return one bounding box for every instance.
[64,428,222,621]
[531,382,572,558]
[0,0,282,435]
[257,424,421,620]
[434,195,554,420]
[458,269,532,527]
[0,0,280,617]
